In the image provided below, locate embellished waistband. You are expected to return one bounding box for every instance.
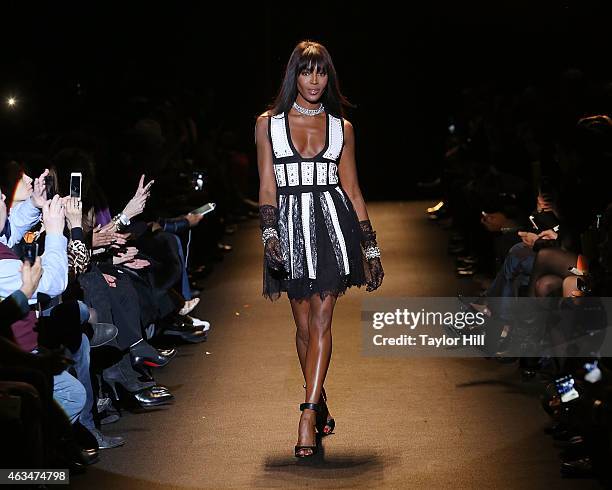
[277,184,340,195]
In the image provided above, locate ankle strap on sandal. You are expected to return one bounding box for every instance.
[300,402,320,412]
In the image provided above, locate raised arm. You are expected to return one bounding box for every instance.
[338,120,369,221]
[3,198,41,247]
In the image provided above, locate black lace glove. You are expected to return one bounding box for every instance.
[260,205,285,272]
[359,219,384,292]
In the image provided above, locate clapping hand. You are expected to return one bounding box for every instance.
[92,223,129,248]
[42,195,66,235]
[123,258,151,270]
[31,169,50,208]
[63,197,83,229]
[112,247,138,265]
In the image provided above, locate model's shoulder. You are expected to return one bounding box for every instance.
[342,118,354,134]
[257,111,285,125]
[256,112,271,130]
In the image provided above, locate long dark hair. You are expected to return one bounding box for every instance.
[268,40,353,118]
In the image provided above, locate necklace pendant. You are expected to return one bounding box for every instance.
[293,101,324,116]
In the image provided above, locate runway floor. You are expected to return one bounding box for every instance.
[72,201,599,489]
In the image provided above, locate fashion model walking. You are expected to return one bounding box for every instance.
[255,40,384,458]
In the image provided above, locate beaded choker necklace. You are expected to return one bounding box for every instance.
[292,101,324,116]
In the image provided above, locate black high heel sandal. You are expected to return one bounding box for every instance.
[319,390,335,436]
[303,384,336,436]
[295,403,319,458]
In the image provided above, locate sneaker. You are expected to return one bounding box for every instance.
[187,316,210,332]
[89,428,125,449]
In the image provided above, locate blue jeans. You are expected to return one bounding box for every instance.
[70,333,95,430]
[486,242,536,323]
[44,301,94,429]
[53,369,86,425]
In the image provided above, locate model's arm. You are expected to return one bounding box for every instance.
[255,114,284,271]
[256,114,278,207]
[338,120,369,221]
[338,119,384,291]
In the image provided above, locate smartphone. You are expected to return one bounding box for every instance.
[192,171,206,191]
[23,242,38,265]
[190,202,216,216]
[44,175,57,198]
[501,227,521,234]
[70,172,82,199]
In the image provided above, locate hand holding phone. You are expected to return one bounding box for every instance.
[190,202,216,216]
[19,255,42,299]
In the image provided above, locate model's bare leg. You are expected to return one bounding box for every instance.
[296,293,337,456]
[290,298,310,378]
[290,298,334,425]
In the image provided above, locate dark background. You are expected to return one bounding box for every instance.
[0,0,609,200]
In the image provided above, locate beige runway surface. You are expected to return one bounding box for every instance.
[72,201,598,489]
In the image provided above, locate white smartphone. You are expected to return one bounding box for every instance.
[190,202,216,216]
[70,172,82,199]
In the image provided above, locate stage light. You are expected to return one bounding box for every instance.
[7,97,16,108]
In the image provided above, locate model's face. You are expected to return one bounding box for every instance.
[13,173,33,203]
[296,65,328,104]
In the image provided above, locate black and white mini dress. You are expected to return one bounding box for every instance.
[263,111,367,301]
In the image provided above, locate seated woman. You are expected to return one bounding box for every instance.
[54,148,207,340]
[46,167,177,410]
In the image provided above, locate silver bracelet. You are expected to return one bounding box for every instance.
[261,227,279,244]
[365,245,381,260]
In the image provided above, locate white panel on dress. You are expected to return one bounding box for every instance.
[287,194,294,278]
[335,186,349,210]
[301,162,314,185]
[286,163,299,186]
[322,115,343,161]
[328,162,338,184]
[277,194,290,272]
[273,164,286,187]
[301,192,316,279]
[316,162,328,185]
[323,191,350,275]
[270,114,294,158]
